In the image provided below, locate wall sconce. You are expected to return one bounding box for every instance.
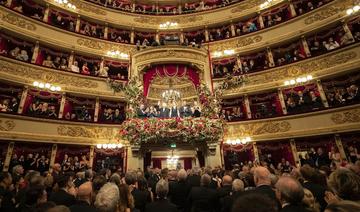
[96,143,123,149]
[284,75,313,86]
[226,137,252,145]
[33,81,61,91]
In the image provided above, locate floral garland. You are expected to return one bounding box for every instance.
[119,117,224,145]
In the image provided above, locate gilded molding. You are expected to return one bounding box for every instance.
[330,109,360,124]
[0,60,98,88]
[73,0,107,15]
[135,49,207,64]
[77,38,135,55]
[133,16,203,25]
[57,125,117,139]
[211,35,263,51]
[304,0,350,25]
[230,0,263,13]
[0,119,15,131]
[1,12,36,31]
[227,121,291,137]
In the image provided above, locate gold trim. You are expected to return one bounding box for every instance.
[1,12,36,31]
[0,119,15,131]
[330,109,360,124]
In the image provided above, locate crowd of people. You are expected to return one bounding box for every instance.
[87,0,241,15]
[0,97,19,113]
[101,107,126,123]
[325,84,360,107]
[28,100,59,119]
[0,147,360,212]
[285,89,323,114]
[136,101,202,119]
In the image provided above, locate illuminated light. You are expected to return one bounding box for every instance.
[226,139,231,144]
[224,49,235,55]
[246,137,251,142]
[50,86,56,91]
[38,83,45,88]
[354,6,360,12]
[301,77,307,82]
[63,0,68,3]
[102,144,108,149]
[235,139,241,144]
[117,144,123,148]
[33,81,39,86]
[45,83,51,88]
[296,78,302,83]
[231,140,236,145]
[72,5,76,9]
[347,8,354,15]
[55,86,61,91]
[241,139,246,144]
[306,75,313,80]
[284,81,290,86]
[96,144,102,148]
[290,80,296,85]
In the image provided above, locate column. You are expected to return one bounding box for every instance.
[104,24,109,40]
[230,23,236,37]
[334,134,347,161]
[49,144,58,172]
[237,56,243,73]
[289,2,297,18]
[178,4,182,14]
[58,93,66,119]
[204,27,209,42]
[130,30,135,44]
[266,47,275,67]
[342,22,355,42]
[75,15,81,33]
[43,4,50,23]
[17,86,28,114]
[89,145,95,170]
[316,80,329,108]
[94,97,100,122]
[289,139,300,167]
[278,89,288,115]
[258,13,265,29]
[3,142,14,172]
[68,51,75,68]
[205,143,222,167]
[179,30,184,44]
[155,31,160,43]
[301,36,311,57]
[100,58,104,70]
[244,95,252,119]
[127,146,143,171]
[31,41,40,64]
[132,3,136,12]
[252,142,260,162]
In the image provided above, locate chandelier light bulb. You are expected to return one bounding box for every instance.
[354,6,360,12]
[38,83,45,88]
[33,81,39,86]
[102,144,108,149]
[45,83,51,88]
[290,80,296,85]
[347,8,354,15]
[96,144,102,148]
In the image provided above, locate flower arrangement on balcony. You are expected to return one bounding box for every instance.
[119,117,224,145]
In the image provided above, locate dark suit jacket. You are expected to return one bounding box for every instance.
[302,181,326,211]
[220,191,243,212]
[159,108,170,118]
[187,186,218,212]
[280,204,309,212]
[187,175,201,188]
[132,189,151,212]
[49,189,76,207]
[217,185,232,198]
[169,180,191,210]
[145,199,179,212]
[254,185,277,202]
[69,200,97,212]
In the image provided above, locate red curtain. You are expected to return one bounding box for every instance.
[152,158,162,169]
[143,64,200,97]
[257,141,295,165]
[183,158,192,170]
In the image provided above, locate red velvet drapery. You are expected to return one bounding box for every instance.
[143,64,200,97]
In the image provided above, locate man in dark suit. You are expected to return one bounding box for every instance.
[179,100,192,118]
[252,167,277,202]
[168,169,191,211]
[145,179,178,212]
[217,175,233,199]
[220,179,244,212]
[137,104,148,118]
[159,102,170,118]
[187,174,218,212]
[187,167,201,188]
[314,147,330,168]
[49,174,76,207]
[69,182,97,212]
[275,176,308,212]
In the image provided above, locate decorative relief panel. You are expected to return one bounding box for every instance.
[330,109,360,124]
[77,38,135,55]
[1,12,36,31]
[135,49,207,64]
[0,60,98,88]
[230,0,263,13]
[0,119,15,131]
[133,16,203,26]
[226,121,291,137]
[210,35,263,51]
[57,125,117,139]
[72,0,107,15]
[304,0,350,25]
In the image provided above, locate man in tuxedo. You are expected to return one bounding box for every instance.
[169,102,180,118]
[168,169,191,211]
[137,104,147,118]
[217,175,233,199]
[275,176,307,212]
[220,179,244,212]
[69,182,97,212]
[159,102,169,118]
[187,167,201,188]
[179,100,191,118]
[145,179,178,212]
[187,174,218,212]
[314,147,330,168]
[49,174,76,207]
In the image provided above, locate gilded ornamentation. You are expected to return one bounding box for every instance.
[0,119,15,131]
[304,0,350,25]
[135,49,207,64]
[77,38,135,54]
[0,60,98,88]
[57,125,116,139]
[133,16,203,26]
[211,35,263,51]
[231,0,263,13]
[330,109,360,124]
[1,12,36,31]
[72,0,107,15]
[227,121,291,137]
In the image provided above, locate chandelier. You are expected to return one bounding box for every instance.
[161,78,181,102]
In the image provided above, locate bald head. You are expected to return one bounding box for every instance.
[222,175,233,186]
[254,167,271,186]
[275,176,304,204]
[77,182,93,203]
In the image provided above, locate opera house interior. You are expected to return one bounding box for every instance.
[0,0,360,211]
